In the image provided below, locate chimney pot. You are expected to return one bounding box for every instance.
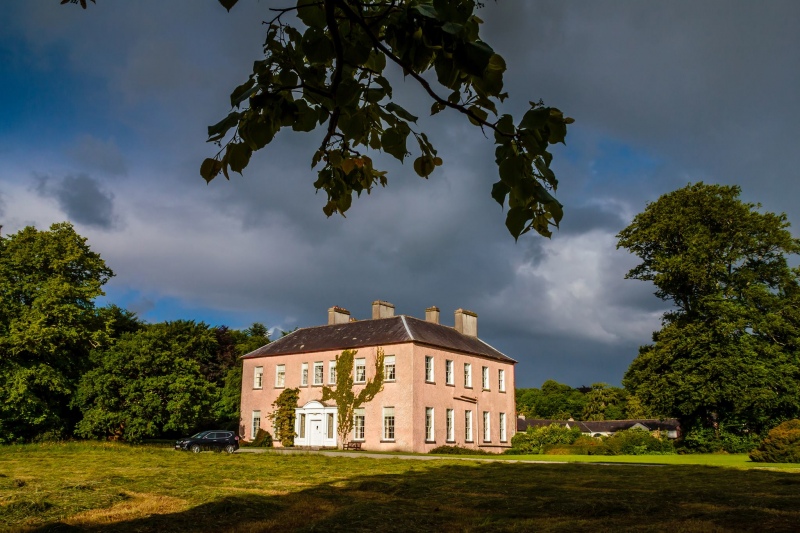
[328,306,351,325]
[454,308,478,337]
[372,300,395,319]
[425,306,440,324]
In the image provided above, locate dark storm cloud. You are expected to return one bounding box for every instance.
[67,135,127,177]
[35,174,116,229]
[7,1,800,386]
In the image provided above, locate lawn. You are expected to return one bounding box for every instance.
[2,443,800,532]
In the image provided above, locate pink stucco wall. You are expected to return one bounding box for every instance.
[240,342,515,453]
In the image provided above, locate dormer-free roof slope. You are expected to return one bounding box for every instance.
[243,315,515,363]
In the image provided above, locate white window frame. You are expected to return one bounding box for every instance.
[355,358,366,383]
[327,412,335,439]
[446,408,454,442]
[445,360,454,385]
[384,355,396,381]
[354,408,365,441]
[465,410,473,442]
[498,369,506,392]
[383,407,395,440]
[301,362,308,387]
[253,366,263,389]
[329,361,337,384]
[425,355,434,382]
[275,364,285,388]
[500,412,507,442]
[482,366,489,390]
[313,361,324,385]
[251,410,261,440]
[464,363,472,388]
[483,411,491,442]
[425,407,435,442]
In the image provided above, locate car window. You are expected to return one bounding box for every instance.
[204,433,215,439]
[190,432,206,438]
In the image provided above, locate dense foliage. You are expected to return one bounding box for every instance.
[429,445,490,455]
[0,223,270,443]
[749,419,800,463]
[194,0,573,240]
[603,428,674,455]
[321,348,384,447]
[508,423,582,454]
[0,223,113,442]
[516,380,652,421]
[269,387,301,447]
[619,183,800,440]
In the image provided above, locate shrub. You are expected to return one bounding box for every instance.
[750,420,800,463]
[429,445,491,455]
[250,429,273,448]
[680,427,760,454]
[510,424,582,454]
[604,428,674,455]
[542,444,613,456]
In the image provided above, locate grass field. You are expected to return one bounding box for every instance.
[2,443,800,532]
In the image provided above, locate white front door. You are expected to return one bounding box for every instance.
[309,418,325,447]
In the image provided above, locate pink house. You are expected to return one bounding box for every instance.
[240,301,517,453]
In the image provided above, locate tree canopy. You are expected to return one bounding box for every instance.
[619,183,800,437]
[63,0,572,240]
[0,223,113,442]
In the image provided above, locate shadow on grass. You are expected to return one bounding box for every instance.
[31,462,800,533]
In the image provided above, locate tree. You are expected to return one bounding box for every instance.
[63,0,572,240]
[0,223,113,442]
[75,321,218,442]
[321,348,384,447]
[618,183,800,437]
[582,383,626,421]
[516,380,588,419]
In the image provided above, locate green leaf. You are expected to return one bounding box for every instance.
[218,0,238,12]
[431,101,446,115]
[520,107,549,131]
[207,112,241,142]
[296,0,326,29]
[302,27,335,65]
[491,181,510,207]
[381,128,407,161]
[498,156,526,186]
[467,106,488,126]
[292,100,318,132]
[226,143,253,174]
[506,207,532,241]
[230,79,256,108]
[441,22,463,35]
[457,41,494,76]
[385,102,418,123]
[411,4,438,19]
[200,158,222,184]
[413,156,436,178]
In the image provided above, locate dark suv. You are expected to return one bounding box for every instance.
[175,430,239,453]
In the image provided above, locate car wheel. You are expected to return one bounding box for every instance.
[225,444,236,454]
[190,444,201,453]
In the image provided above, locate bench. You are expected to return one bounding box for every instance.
[342,441,362,451]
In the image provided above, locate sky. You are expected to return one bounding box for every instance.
[2,1,799,388]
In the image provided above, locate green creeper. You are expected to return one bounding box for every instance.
[321,347,384,448]
[618,183,800,438]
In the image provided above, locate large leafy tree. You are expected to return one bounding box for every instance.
[0,223,113,442]
[64,0,572,240]
[75,321,219,442]
[516,380,588,420]
[618,183,800,436]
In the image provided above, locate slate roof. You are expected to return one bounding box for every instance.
[242,315,515,363]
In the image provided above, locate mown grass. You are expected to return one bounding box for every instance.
[432,451,800,469]
[1,442,800,532]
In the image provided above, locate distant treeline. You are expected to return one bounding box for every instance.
[515,381,654,422]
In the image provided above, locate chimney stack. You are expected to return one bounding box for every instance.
[454,308,478,337]
[328,306,351,325]
[372,300,395,319]
[425,306,440,324]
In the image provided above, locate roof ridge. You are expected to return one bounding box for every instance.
[475,337,517,364]
[400,315,414,341]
